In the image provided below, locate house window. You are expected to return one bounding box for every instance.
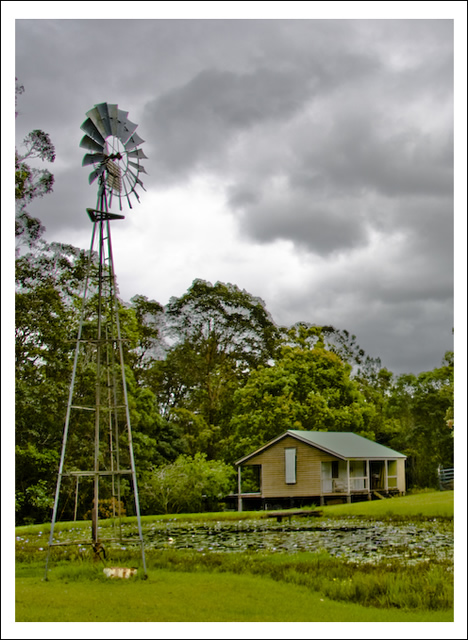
[285,448,296,484]
[331,461,339,478]
[388,460,398,488]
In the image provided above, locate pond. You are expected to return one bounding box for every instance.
[120,517,453,566]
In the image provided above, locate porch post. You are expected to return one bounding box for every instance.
[366,459,371,499]
[237,465,242,512]
[384,460,388,492]
[346,460,351,503]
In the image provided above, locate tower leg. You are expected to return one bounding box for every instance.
[45,189,147,577]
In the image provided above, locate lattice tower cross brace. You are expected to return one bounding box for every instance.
[44,177,147,578]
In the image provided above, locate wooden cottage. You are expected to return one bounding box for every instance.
[234,430,406,510]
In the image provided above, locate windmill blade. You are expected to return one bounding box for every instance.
[125,132,145,151]
[82,153,107,167]
[88,165,105,185]
[86,104,111,139]
[121,171,138,199]
[119,118,138,144]
[120,171,132,197]
[96,102,112,137]
[80,134,105,153]
[115,109,129,140]
[107,104,120,136]
[128,167,147,191]
[127,148,148,160]
[128,160,148,174]
[80,118,106,146]
[125,190,133,209]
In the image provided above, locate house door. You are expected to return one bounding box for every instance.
[370,461,385,490]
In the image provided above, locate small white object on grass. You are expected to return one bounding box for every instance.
[103,567,137,579]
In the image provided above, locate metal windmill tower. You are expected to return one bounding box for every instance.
[45,103,148,579]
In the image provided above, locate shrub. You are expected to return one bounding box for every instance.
[141,453,235,514]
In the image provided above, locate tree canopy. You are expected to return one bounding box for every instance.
[229,337,378,461]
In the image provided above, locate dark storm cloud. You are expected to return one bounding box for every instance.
[292,115,454,199]
[143,66,314,178]
[141,21,384,183]
[236,192,370,256]
[135,18,453,271]
[13,17,455,374]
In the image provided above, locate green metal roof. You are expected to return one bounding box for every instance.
[287,430,406,459]
[236,430,406,464]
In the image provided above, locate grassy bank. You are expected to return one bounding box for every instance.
[321,490,454,519]
[14,490,454,622]
[14,489,454,538]
[16,566,453,623]
[15,545,453,611]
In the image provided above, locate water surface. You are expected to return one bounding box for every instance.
[125,517,453,565]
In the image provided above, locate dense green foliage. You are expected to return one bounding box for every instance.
[14,85,454,524]
[229,336,378,460]
[140,452,235,514]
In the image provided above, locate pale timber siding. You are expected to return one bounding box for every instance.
[243,435,339,498]
[397,458,406,493]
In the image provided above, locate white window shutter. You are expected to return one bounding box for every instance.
[285,448,296,484]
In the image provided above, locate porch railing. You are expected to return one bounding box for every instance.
[323,477,369,493]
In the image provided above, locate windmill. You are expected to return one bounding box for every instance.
[44,104,148,579]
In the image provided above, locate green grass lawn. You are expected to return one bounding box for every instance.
[321,489,454,519]
[15,568,453,623]
[12,490,455,624]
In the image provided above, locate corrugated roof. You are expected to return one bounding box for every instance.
[287,430,406,459]
[236,430,406,464]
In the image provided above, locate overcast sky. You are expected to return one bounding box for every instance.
[8,6,465,376]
